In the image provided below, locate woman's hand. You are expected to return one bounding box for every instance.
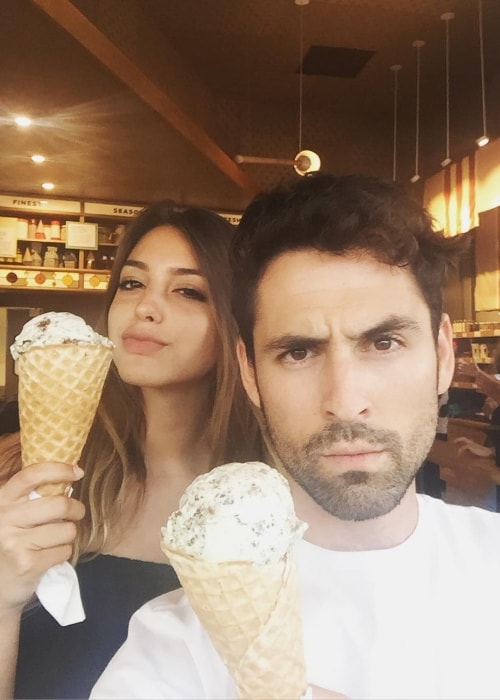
[454,436,494,459]
[0,463,85,614]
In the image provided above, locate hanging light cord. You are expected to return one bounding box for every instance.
[478,0,487,138]
[444,17,451,161]
[392,67,400,182]
[414,43,422,178]
[298,6,304,153]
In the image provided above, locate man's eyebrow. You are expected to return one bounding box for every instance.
[262,316,421,353]
[360,315,421,341]
[122,259,203,277]
[263,334,328,354]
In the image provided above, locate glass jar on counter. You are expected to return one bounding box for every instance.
[63,251,77,269]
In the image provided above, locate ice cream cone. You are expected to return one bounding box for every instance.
[162,543,307,700]
[17,343,112,496]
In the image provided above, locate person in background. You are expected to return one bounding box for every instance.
[456,353,500,404]
[92,173,500,700]
[415,390,448,499]
[435,389,450,441]
[0,200,263,699]
[455,356,500,467]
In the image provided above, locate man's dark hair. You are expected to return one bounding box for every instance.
[231,173,466,360]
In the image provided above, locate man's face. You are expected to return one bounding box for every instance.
[238,249,454,522]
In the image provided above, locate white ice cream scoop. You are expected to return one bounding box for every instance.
[10,311,113,360]
[162,461,307,565]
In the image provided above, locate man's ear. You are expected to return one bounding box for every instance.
[437,313,455,395]
[236,337,261,408]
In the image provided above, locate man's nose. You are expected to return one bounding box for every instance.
[320,352,370,421]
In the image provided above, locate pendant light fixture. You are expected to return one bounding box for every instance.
[476,0,489,147]
[235,0,320,176]
[390,64,402,182]
[410,40,425,184]
[440,12,454,167]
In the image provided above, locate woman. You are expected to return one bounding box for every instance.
[0,201,263,699]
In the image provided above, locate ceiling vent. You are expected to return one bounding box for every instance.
[300,45,374,78]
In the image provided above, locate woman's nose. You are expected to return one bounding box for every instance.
[135,290,163,323]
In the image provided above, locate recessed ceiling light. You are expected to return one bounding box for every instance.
[41,182,55,191]
[31,154,46,164]
[15,115,32,127]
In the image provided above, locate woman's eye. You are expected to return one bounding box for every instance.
[177,287,207,302]
[117,278,143,290]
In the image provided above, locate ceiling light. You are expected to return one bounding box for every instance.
[15,115,32,127]
[440,12,455,168]
[31,154,46,164]
[233,2,320,176]
[476,0,489,149]
[293,150,321,176]
[41,182,55,191]
[410,40,425,184]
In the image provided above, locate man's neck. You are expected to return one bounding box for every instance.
[291,482,420,552]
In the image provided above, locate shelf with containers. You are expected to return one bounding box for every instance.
[0,194,144,292]
[452,321,500,390]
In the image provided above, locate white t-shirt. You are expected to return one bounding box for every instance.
[91,496,500,699]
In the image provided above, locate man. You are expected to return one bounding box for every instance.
[92,174,500,699]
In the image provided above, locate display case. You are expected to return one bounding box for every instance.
[0,194,144,293]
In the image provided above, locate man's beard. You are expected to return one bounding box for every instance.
[262,411,437,522]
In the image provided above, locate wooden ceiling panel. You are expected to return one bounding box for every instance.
[0,0,499,211]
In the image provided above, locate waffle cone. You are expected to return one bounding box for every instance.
[162,543,307,700]
[17,343,112,496]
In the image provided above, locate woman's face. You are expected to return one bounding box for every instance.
[108,225,219,390]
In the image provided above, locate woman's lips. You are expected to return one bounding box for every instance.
[122,334,167,355]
